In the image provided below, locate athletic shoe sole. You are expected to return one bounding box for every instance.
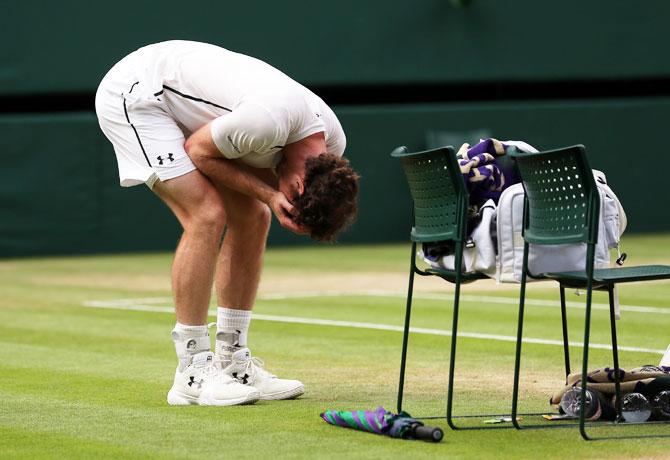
[167,388,260,406]
[259,384,305,401]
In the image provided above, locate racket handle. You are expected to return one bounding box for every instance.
[410,423,444,442]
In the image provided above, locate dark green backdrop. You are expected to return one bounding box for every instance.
[0,1,667,256]
[3,1,669,93]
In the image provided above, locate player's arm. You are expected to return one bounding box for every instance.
[184,120,305,234]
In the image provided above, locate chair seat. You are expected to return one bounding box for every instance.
[542,264,670,287]
[424,267,489,284]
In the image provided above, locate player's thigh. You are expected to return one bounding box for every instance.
[213,162,273,227]
[153,170,226,230]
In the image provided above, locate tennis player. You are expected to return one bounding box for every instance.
[95,40,359,406]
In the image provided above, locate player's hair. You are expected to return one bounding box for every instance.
[293,154,360,242]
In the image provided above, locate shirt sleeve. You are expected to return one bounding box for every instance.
[210,103,288,159]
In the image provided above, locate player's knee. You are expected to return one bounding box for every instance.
[185,198,227,236]
[256,204,272,231]
[245,202,271,233]
[228,202,271,235]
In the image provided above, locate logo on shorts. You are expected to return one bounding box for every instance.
[156,153,174,165]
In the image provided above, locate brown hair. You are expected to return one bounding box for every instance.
[293,154,360,242]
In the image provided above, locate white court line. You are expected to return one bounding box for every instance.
[258,290,670,315]
[82,301,666,355]
[84,290,670,315]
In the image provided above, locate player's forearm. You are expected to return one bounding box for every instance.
[189,151,276,204]
[184,123,279,204]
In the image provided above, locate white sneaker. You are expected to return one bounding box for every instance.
[223,348,305,400]
[167,351,261,406]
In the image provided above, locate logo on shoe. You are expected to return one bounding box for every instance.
[188,376,204,389]
[186,339,197,351]
[232,372,250,384]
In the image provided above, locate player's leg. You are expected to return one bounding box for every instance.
[95,74,259,406]
[214,170,273,309]
[152,172,225,326]
[150,172,259,406]
[211,177,270,354]
[211,167,305,400]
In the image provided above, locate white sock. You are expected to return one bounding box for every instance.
[215,307,252,358]
[171,322,210,371]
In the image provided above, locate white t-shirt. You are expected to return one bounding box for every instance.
[131,40,346,168]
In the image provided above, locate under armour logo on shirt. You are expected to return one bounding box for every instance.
[156,153,175,165]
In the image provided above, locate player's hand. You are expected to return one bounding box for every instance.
[268,192,310,235]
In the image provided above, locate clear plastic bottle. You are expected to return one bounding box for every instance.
[560,387,598,419]
[652,390,670,420]
[621,393,651,423]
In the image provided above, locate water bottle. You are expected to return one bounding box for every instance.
[560,387,598,419]
[652,390,670,420]
[621,393,651,423]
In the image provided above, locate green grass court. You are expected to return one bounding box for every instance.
[2,235,670,458]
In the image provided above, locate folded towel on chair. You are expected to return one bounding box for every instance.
[456,138,526,207]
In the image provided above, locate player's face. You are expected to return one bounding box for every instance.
[278,171,304,202]
[276,154,305,202]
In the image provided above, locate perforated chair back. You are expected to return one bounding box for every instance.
[509,145,600,246]
[391,145,467,243]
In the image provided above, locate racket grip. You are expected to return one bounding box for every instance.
[411,423,444,442]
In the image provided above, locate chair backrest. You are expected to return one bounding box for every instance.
[509,145,600,245]
[391,145,467,243]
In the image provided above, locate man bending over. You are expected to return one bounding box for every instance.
[95,40,359,406]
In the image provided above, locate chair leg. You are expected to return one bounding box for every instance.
[445,242,465,430]
[607,285,623,421]
[579,280,595,441]
[560,286,571,377]
[445,285,462,428]
[511,242,530,430]
[397,243,417,414]
[445,285,462,429]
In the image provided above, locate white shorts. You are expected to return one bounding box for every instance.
[95,54,196,188]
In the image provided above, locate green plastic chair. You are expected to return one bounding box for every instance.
[391,145,495,429]
[508,144,670,440]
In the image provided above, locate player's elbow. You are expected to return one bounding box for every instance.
[184,136,202,157]
[184,137,213,168]
[184,124,220,160]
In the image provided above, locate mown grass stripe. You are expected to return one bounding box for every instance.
[81,302,666,355]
